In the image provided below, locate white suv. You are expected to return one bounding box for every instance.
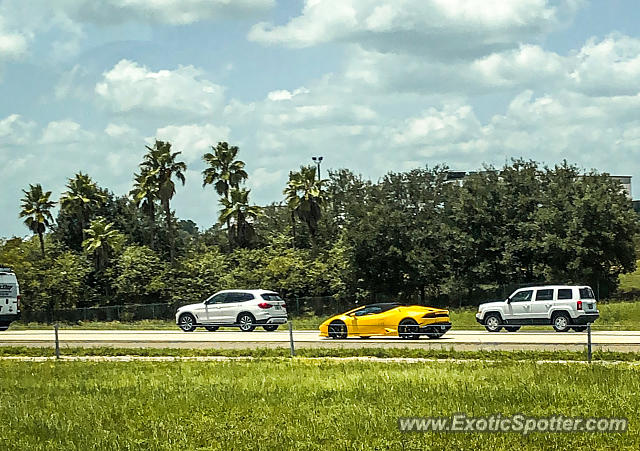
[476,285,599,332]
[176,289,288,332]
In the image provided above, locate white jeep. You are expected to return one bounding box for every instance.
[476,285,599,332]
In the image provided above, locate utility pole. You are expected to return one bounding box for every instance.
[311,156,323,180]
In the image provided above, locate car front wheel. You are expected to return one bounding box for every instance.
[178,313,197,332]
[484,313,503,332]
[237,313,256,332]
[328,320,347,339]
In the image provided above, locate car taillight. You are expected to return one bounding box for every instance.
[258,302,272,309]
[17,295,20,309]
[282,303,287,309]
[577,300,583,310]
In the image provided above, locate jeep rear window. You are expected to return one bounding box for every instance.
[558,289,573,300]
[579,288,595,300]
[535,289,553,301]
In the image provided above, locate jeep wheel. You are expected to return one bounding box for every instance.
[552,313,571,332]
[178,313,197,332]
[484,313,503,332]
[237,313,256,332]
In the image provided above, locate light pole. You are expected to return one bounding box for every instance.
[311,156,323,181]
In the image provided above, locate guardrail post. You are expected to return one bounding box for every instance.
[587,323,592,363]
[288,320,296,357]
[54,324,60,360]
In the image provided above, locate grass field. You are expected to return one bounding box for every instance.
[11,299,640,331]
[0,359,637,450]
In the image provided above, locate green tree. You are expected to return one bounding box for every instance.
[40,251,91,321]
[108,245,167,304]
[60,173,107,246]
[130,168,160,249]
[19,184,56,257]
[202,142,248,240]
[139,140,187,262]
[82,218,125,273]
[219,188,262,248]
[284,165,327,247]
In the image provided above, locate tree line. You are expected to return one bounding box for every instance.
[2,141,638,318]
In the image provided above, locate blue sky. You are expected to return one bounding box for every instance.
[2,0,640,237]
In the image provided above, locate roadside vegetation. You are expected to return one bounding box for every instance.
[0,359,637,450]
[1,346,640,361]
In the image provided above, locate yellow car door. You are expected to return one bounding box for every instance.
[351,305,385,336]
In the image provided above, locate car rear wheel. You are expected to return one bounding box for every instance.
[237,313,256,332]
[552,313,571,332]
[398,318,420,340]
[263,325,279,332]
[484,313,503,332]
[505,326,521,332]
[328,320,347,339]
[178,313,197,332]
[205,326,219,332]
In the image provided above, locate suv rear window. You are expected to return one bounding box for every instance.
[579,288,595,299]
[262,294,283,302]
[557,289,573,300]
[535,289,553,301]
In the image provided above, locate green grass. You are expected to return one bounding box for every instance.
[11,299,640,331]
[619,261,640,292]
[1,345,639,362]
[0,359,637,450]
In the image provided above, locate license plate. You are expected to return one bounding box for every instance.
[588,304,593,309]
[274,305,281,310]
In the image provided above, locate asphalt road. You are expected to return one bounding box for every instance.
[2,329,640,351]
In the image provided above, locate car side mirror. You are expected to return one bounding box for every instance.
[506,298,511,304]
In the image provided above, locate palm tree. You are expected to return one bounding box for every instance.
[130,168,159,249]
[140,140,186,261]
[219,188,262,248]
[202,142,248,241]
[60,173,106,243]
[283,165,328,246]
[82,217,124,273]
[19,184,56,256]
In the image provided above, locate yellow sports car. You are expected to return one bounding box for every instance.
[319,303,451,339]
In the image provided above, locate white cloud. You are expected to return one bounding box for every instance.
[0,32,27,58]
[152,123,231,164]
[104,123,138,138]
[0,114,36,145]
[249,0,580,58]
[40,120,93,144]
[95,60,226,117]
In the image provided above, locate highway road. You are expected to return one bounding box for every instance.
[2,329,640,351]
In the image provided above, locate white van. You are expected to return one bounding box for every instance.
[0,266,21,331]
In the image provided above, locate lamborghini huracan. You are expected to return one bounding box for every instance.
[319,303,452,339]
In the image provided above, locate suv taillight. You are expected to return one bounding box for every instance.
[577,300,583,310]
[282,303,287,309]
[17,295,20,310]
[258,302,272,309]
